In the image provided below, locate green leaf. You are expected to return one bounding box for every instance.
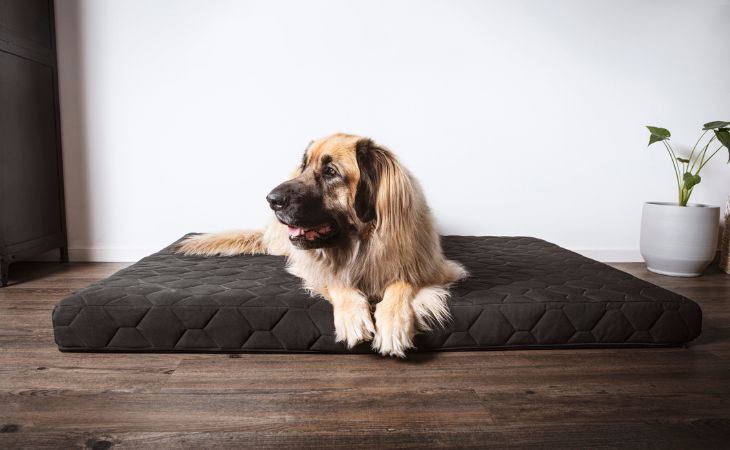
[703,121,730,130]
[646,126,670,146]
[676,157,690,163]
[715,129,730,163]
[683,172,701,190]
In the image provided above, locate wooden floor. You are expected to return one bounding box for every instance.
[0,262,728,449]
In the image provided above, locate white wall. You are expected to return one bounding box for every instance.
[54,0,730,262]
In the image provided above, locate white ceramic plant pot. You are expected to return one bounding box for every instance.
[640,202,720,277]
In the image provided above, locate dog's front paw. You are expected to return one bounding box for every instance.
[372,300,416,358]
[333,302,375,349]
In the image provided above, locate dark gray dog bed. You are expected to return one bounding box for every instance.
[52,235,702,353]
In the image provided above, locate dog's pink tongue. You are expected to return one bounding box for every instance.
[287,226,304,237]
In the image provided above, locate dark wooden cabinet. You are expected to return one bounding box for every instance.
[0,0,67,286]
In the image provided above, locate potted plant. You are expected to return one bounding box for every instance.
[641,121,730,277]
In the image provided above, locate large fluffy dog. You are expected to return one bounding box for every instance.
[177,133,466,357]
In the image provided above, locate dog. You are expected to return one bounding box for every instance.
[176,133,467,357]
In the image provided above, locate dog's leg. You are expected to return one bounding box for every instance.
[326,286,375,349]
[372,281,418,358]
[175,230,267,256]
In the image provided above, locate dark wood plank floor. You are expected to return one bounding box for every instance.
[0,261,729,449]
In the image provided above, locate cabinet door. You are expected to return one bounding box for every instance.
[0,0,53,49]
[0,50,63,245]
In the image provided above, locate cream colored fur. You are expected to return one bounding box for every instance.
[372,281,417,358]
[412,286,453,332]
[176,134,467,357]
[326,286,376,348]
[177,229,267,256]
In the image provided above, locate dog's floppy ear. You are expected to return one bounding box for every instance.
[354,138,382,223]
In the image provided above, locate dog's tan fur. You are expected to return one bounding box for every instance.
[177,133,466,357]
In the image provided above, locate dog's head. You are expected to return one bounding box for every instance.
[266,133,400,250]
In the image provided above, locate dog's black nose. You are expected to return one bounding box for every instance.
[266,190,288,210]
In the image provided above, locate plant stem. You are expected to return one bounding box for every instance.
[696,145,724,173]
[690,135,716,173]
[679,185,695,206]
[662,141,682,201]
[688,129,709,165]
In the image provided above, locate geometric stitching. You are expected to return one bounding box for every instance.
[52,234,703,353]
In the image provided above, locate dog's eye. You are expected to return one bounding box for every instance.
[323,166,339,178]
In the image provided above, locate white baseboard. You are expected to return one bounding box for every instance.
[67,248,156,262]
[27,247,156,262]
[572,249,643,263]
[27,247,644,263]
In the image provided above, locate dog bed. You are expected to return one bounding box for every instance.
[52,235,702,353]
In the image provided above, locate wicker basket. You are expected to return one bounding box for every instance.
[721,195,730,274]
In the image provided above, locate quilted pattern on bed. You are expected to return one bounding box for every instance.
[52,235,702,352]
